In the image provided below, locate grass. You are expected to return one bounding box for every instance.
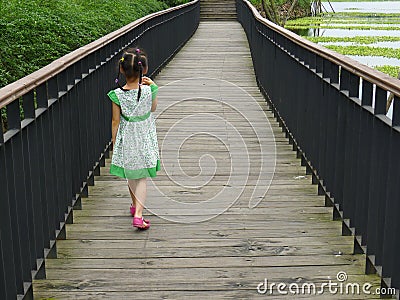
[0,0,190,89]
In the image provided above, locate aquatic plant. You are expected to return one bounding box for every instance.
[306,36,400,44]
[375,65,400,78]
[323,45,400,59]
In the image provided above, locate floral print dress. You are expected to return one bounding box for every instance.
[107,84,160,179]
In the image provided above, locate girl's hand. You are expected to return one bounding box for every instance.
[142,76,154,86]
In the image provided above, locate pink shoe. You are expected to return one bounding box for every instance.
[133,217,150,230]
[130,206,150,224]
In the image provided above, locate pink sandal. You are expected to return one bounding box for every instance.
[133,217,150,230]
[130,206,150,224]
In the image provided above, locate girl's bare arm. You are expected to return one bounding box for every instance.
[111,102,121,145]
[142,76,158,112]
[151,97,158,112]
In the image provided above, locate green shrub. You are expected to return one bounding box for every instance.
[0,0,192,89]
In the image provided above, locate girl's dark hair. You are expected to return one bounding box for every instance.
[115,47,148,102]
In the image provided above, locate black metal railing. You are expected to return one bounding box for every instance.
[237,0,400,294]
[0,1,199,299]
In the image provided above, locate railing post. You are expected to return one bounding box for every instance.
[393,96,400,127]
[0,146,18,299]
[361,79,373,106]
[375,86,387,115]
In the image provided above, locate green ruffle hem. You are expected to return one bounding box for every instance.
[110,160,161,179]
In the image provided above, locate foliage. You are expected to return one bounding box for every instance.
[251,0,311,10]
[0,0,193,89]
[250,0,312,25]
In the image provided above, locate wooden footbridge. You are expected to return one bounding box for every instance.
[1,0,400,299]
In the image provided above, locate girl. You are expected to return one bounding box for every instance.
[107,47,160,230]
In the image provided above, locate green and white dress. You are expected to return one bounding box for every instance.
[107,84,160,179]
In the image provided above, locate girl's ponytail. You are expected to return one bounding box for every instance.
[137,61,143,102]
[115,57,125,91]
[136,49,143,102]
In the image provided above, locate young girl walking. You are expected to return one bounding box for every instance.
[107,47,160,230]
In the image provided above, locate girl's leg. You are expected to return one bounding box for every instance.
[128,178,147,219]
[128,180,137,207]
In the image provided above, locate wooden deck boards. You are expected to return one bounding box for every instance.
[33,21,382,299]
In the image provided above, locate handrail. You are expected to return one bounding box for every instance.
[242,0,400,97]
[0,0,199,108]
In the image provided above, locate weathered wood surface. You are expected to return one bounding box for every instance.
[33,22,383,299]
[200,0,237,21]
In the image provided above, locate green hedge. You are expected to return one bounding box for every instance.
[0,0,190,89]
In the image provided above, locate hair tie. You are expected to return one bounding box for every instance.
[138,61,142,66]
[136,49,140,54]
[120,57,124,63]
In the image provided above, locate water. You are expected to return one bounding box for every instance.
[319,23,400,28]
[293,2,400,68]
[319,41,400,48]
[347,55,400,66]
[303,28,400,37]
[326,1,400,13]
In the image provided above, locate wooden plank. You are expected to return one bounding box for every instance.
[33,274,380,292]
[56,244,354,259]
[43,264,374,281]
[33,290,381,300]
[44,254,367,269]
[55,236,355,249]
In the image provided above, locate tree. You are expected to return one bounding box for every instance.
[260,0,301,26]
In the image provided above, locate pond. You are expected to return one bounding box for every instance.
[329,1,400,13]
[299,28,400,37]
[319,41,400,48]
[287,1,400,74]
[286,1,400,118]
